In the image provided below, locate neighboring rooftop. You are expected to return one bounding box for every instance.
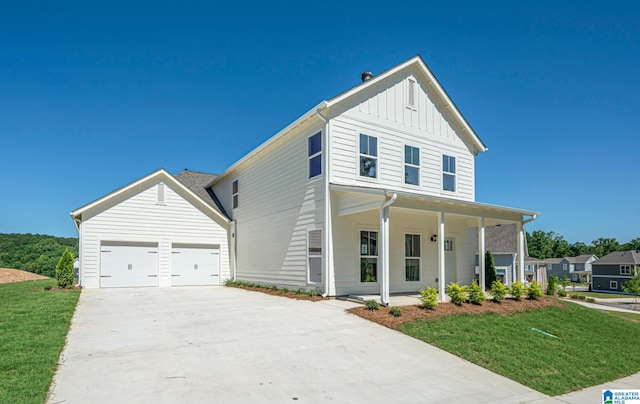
[174,170,230,219]
[564,254,597,264]
[592,250,640,265]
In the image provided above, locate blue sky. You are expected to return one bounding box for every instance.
[1,1,638,244]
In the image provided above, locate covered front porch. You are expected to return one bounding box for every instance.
[329,184,539,305]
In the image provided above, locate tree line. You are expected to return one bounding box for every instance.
[526,231,640,260]
[0,233,78,278]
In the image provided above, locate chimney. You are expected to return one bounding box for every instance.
[361,71,373,82]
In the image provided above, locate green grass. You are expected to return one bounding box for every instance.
[565,291,631,299]
[604,310,640,324]
[0,280,80,404]
[400,301,640,395]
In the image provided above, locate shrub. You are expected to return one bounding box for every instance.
[510,280,525,301]
[294,288,305,295]
[491,280,508,303]
[467,281,486,305]
[55,249,75,289]
[578,295,586,300]
[282,287,289,293]
[557,289,567,297]
[484,250,497,289]
[389,307,402,317]
[418,286,437,309]
[446,282,468,306]
[570,294,580,299]
[586,297,596,303]
[547,275,559,296]
[365,300,380,311]
[527,281,544,300]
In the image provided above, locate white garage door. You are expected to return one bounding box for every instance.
[100,244,159,288]
[171,246,219,286]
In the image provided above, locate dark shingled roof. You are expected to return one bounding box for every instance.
[564,254,597,264]
[592,250,640,266]
[173,170,230,219]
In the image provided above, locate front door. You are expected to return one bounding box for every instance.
[445,237,456,284]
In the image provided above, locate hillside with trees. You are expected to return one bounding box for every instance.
[526,231,640,259]
[0,233,78,278]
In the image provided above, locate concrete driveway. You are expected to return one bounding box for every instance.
[48,287,556,404]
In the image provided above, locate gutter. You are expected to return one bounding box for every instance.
[316,107,331,298]
[379,193,398,306]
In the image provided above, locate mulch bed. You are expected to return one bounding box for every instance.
[225,284,327,301]
[348,297,566,330]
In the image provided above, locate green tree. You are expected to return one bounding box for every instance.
[622,266,640,309]
[526,231,553,259]
[591,237,620,258]
[570,242,590,256]
[55,249,75,289]
[621,238,640,252]
[551,234,571,258]
[484,250,497,289]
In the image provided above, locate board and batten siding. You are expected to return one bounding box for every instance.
[329,67,476,202]
[213,121,325,287]
[80,182,230,288]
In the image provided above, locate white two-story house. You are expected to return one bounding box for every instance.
[71,55,539,304]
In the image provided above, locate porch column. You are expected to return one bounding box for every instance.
[438,212,445,301]
[379,194,397,306]
[478,217,486,292]
[517,221,525,282]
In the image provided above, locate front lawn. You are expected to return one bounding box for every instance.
[400,300,640,396]
[0,279,80,403]
[565,291,630,299]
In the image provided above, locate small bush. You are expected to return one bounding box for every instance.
[467,281,486,305]
[419,286,439,309]
[55,249,75,289]
[446,282,468,306]
[270,284,279,291]
[282,287,289,293]
[527,281,544,300]
[491,280,508,303]
[570,294,580,299]
[389,306,402,317]
[586,297,596,303]
[365,300,380,311]
[294,288,305,295]
[547,275,559,296]
[578,295,586,300]
[44,285,52,291]
[558,289,567,297]
[510,281,525,301]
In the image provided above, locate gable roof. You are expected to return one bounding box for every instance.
[173,170,230,219]
[544,258,564,264]
[592,250,640,266]
[70,168,230,228]
[564,254,597,264]
[212,55,487,184]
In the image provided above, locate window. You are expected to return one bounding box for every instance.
[232,180,238,209]
[308,230,322,283]
[621,265,632,275]
[360,230,378,282]
[444,239,454,252]
[407,78,416,109]
[405,234,420,282]
[359,134,377,178]
[610,281,618,290]
[156,182,165,204]
[404,145,420,185]
[563,263,567,271]
[308,132,322,178]
[442,155,456,191]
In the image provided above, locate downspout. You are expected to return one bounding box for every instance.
[72,216,82,287]
[379,193,398,306]
[316,106,331,298]
[232,220,237,281]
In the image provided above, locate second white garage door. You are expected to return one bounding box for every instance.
[100,243,159,288]
[171,246,220,286]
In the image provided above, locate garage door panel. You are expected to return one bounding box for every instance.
[101,245,158,288]
[171,247,219,286]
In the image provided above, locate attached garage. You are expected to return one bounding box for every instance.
[71,169,232,289]
[100,243,159,287]
[171,245,220,286]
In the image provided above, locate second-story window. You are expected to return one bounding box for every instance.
[308,132,322,178]
[232,180,239,209]
[404,145,420,185]
[442,155,456,192]
[359,134,377,178]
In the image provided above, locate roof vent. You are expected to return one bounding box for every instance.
[361,71,373,82]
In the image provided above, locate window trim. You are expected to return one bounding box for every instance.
[563,263,567,271]
[620,265,632,275]
[404,233,421,283]
[403,145,420,187]
[308,131,322,179]
[359,229,379,284]
[307,228,322,284]
[358,133,378,180]
[610,280,618,290]
[232,180,239,209]
[442,154,456,192]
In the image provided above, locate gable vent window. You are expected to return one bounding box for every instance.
[404,145,420,186]
[232,180,239,209]
[308,132,322,179]
[442,155,456,192]
[359,134,378,178]
[407,78,416,109]
[157,182,165,204]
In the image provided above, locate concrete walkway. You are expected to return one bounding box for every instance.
[48,287,553,404]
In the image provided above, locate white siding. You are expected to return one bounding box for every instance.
[329,67,476,202]
[213,121,325,287]
[80,182,230,288]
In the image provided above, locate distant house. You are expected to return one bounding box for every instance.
[524,256,547,286]
[592,250,640,293]
[544,258,564,278]
[563,254,597,283]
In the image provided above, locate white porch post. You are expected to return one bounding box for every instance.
[517,221,525,282]
[438,212,445,301]
[379,194,397,306]
[478,217,486,292]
